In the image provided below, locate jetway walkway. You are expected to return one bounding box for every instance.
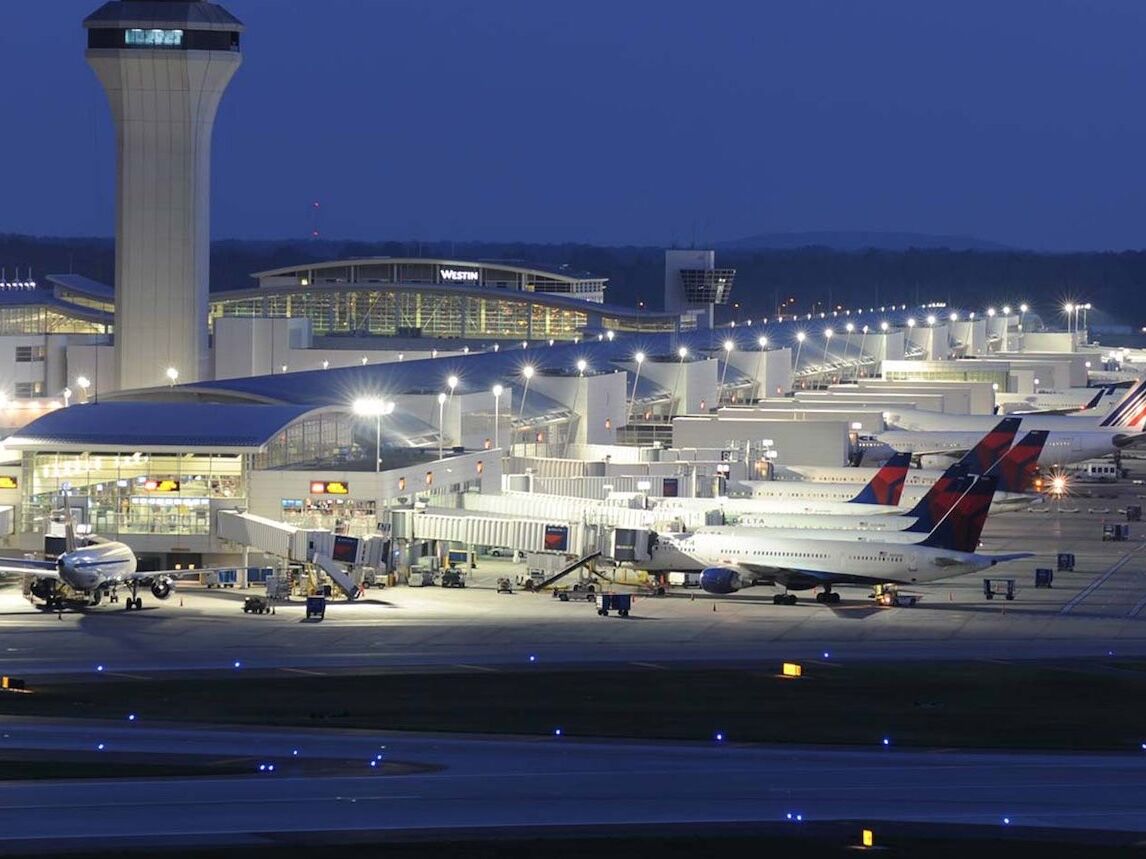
[216,510,374,600]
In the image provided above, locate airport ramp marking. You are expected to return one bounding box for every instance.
[454,664,499,673]
[279,667,326,677]
[1060,545,1146,615]
[1128,593,1146,619]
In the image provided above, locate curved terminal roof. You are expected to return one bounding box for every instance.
[252,257,604,286]
[5,403,313,453]
[85,1,243,30]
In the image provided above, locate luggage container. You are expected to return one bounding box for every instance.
[305,595,326,620]
[1127,505,1142,523]
[1035,568,1054,588]
[596,592,632,617]
[1056,553,1075,572]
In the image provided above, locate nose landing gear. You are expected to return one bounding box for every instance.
[123,582,143,611]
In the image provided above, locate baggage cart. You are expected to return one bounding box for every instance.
[596,592,632,617]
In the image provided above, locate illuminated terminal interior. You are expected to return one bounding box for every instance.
[210,258,688,340]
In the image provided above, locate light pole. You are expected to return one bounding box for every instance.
[720,339,734,402]
[794,331,806,385]
[437,392,447,460]
[519,365,534,420]
[447,374,459,405]
[843,321,854,370]
[1064,302,1074,336]
[353,397,395,473]
[577,359,587,377]
[628,352,645,418]
[76,375,92,404]
[754,337,767,400]
[822,328,833,385]
[62,387,72,408]
[669,346,687,419]
[856,325,868,379]
[165,367,179,387]
[492,384,503,450]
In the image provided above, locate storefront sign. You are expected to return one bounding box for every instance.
[310,480,350,495]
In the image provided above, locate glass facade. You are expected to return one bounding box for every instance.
[0,307,109,336]
[23,453,244,537]
[210,290,597,340]
[253,412,355,470]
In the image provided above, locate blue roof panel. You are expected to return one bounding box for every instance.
[8,403,313,449]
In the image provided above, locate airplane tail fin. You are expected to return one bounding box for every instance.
[919,475,998,553]
[1081,388,1104,410]
[848,451,911,505]
[984,429,1049,493]
[1099,379,1146,429]
[954,417,1021,474]
[902,465,970,531]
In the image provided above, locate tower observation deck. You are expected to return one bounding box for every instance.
[85,1,243,390]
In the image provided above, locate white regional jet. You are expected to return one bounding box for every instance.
[644,476,1030,605]
[0,513,205,612]
[877,379,1146,466]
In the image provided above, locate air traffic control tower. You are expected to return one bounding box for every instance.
[85,1,242,390]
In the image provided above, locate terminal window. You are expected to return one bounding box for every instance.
[14,345,45,363]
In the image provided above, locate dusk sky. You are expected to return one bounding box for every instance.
[1,0,1143,249]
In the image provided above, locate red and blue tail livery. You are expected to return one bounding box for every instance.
[848,451,911,505]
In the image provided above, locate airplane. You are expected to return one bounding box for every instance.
[876,378,1146,467]
[644,475,1029,605]
[735,428,1048,534]
[687,417,1024,531]
[997,386,1115,416]
[0,512,210,612]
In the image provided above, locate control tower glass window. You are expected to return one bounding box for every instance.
[125,29,183,47]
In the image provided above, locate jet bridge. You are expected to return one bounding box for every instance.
[216,510,386,600]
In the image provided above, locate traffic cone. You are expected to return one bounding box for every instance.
[179,597,184,607]
[712,602,717,612]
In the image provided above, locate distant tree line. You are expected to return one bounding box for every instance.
[2,233,1144,327]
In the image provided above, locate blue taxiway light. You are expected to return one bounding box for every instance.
[822,652,830,659]
[233,661,242,668]
[292,749,299,756]
[715,732,725,742]
[96,665,104,672]
[882,737,890,746]
[1003,817,1011,825]
[554,728,562,736]
[529,655,536,662]
[127,714,136,721]
[97,743,104,750]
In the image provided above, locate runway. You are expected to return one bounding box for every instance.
[0,717,1144,848]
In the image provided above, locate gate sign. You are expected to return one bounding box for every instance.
[544,524,569,552]
[310,480,350,495]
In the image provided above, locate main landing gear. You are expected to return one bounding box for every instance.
[123,582,143,611]
[772,593,798,606]
[815,587,841,605]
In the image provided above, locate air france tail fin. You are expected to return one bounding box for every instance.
[904,471,973,533]
[1099,379,1146,429]
[919,475,998,553]
[848,451,911,505]
[984,430,1048,493]
[955,417,1021,474]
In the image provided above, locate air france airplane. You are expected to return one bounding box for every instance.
[0,513,205,611]
[877,378,1146,466]
[645,476,1030,605]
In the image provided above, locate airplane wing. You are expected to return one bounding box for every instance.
[0,558,60,579]
[124,567,234,581]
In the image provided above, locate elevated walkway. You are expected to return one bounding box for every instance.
[216,509,369,600]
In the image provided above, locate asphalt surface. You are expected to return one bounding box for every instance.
[0,717,1144,848]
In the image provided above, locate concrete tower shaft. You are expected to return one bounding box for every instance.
[84,1,242,390]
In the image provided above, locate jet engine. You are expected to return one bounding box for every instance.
[30,578,58,601]
[700,568,742,594]
[149,578,174,600]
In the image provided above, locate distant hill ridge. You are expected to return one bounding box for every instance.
[717,230,1012,252]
